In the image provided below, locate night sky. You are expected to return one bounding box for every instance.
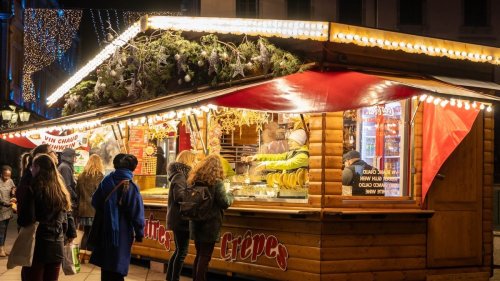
[56,0,183,67]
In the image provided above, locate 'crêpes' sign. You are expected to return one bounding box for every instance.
[27,132,87,151]
[144,213,172,250]
[221,230,289,271]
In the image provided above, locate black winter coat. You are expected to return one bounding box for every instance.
[166,162,191,232]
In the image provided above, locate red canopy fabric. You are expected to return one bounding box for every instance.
[209,71,421,113]
[422,103,479,203]
[3,137,36,149]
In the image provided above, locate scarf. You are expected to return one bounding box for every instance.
[101,168,133,247]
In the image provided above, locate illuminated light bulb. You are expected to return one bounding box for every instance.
[457,101,463,108]
[140,117,146,124]
[391,41,398,47]
[407,43,413,50]
[426,96,434,103]
[480,103,485,110]
[376,39,383,45]
[454,50,461,56]
[448,50,454,55]
[369,38,376,43]
[433,98,441,105]
[419,94,428,101]
[487,106,493,112]
[464,103,470,110]
[421,45,428,52]
[384,40,391,46]
[467,53,474,59]
[414,44,421,50]
[487,55,493,61]
[472,102,478,109]
[399,42,406,48]
[8,134,13,138]
[14,133,20,138]
[440,100,449,107]
[461,51,467,57]
[474,54,480,60]
[361,37,368,43]
[346,34,354,40]
[435,48,441,53]
[353,35,360,41]
[450,99,456,106]
[147,118,153,124]
[412,96,418,100]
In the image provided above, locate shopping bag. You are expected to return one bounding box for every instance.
[62,243,81,275]
[7,222,39,269]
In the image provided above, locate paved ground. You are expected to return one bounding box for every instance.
[2,217,500,280]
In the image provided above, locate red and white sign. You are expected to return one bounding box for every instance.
[220,230,289,271]
[144,213,173,251]
[27,132,87,152]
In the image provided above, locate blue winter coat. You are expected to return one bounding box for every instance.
[89,169,145,276]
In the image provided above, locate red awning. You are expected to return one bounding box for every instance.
[208,71,421,112]
[206,70,498,113]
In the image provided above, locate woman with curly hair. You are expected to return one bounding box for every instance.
[18,153,77,281]
[187,155,235,281]
[76,154,105,262]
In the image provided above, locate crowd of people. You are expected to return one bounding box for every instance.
[0,144,236,281]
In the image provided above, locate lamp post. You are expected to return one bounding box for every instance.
[0,105,30,130]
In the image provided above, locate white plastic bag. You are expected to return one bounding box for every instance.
[62,243,80,275]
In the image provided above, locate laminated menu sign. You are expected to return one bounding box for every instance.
[128,127,147,174]
[128,126,157,175]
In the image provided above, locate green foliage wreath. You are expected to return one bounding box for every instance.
[62,32,304,116]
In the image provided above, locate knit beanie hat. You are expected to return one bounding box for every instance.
[288,129,307,146]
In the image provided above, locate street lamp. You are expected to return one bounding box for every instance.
[19,110,30,122]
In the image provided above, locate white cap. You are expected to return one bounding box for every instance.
[288,129,307,146]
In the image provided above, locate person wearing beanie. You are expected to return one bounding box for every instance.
[90,153,144,281]
[58,148,80,215]
[342,150,384,196]
[248,129,309,172]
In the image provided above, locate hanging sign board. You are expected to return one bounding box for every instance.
[27,132,88,152]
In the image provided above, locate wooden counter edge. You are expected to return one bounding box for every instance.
[323,208,435,217]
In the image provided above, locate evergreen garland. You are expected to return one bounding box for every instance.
[62,32,305,116]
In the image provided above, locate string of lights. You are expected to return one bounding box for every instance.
[97,9,107,41]
[22,8,82,102]
[114,10,121,32]
[89,9,102,47]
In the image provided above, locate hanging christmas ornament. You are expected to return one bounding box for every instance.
[231,55,245,78]
[184,74,192,82]
[208,50,220,75]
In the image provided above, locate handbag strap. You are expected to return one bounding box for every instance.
[104,180,129,203]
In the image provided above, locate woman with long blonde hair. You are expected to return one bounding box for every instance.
[188,155,235,281]
[165,150,196,281]
[76,154,105,261]
[18,153,77,281]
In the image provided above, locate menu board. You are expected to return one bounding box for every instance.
[128,126,157,175]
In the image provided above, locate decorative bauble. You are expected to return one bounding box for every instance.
[197,60,204,67]
[106,33,114,42]
[174,54,181,61]
[136,80,142,87]
[246,62,253,68]
[99,83,106,90]
[110,70,117,77]
[184,74,192,82]
[201,50,207,57]
[221,52,228,60]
